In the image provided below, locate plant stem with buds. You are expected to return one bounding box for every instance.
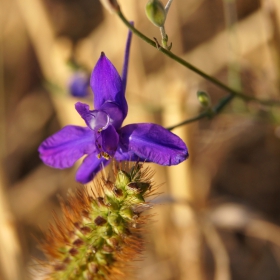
[117,10,280,107]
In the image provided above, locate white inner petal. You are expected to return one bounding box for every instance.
[89,110,110,131]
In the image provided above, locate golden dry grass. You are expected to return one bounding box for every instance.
[1,0,280,279]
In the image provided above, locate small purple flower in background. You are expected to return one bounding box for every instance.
[39,29,189,184]
[68,71,90,98]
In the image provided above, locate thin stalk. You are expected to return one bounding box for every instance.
[167,94,234,130]
[117,10,280,106]
[165,0,174,14]
[167,112,209,130]
[223,0,243,109]
[213,93,235,113]
[160,26,167,40]
[0,24,5,159]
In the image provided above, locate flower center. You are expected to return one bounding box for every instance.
[95,136,112,160]
[94,124,118,161]
[89,110,110,132]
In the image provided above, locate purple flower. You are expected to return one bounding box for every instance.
[68,71,89,98]
[39,30,189,184]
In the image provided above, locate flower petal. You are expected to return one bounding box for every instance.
[100,101,124,129]
[75,101,124,131]
[114,149,143,162]
[75,102,109,131]
[95,124,119,157]
[117,123,189,165]
[38,125,95,168]
[90,53,128,116]
[76,153,110,183]
[101,125,119,155]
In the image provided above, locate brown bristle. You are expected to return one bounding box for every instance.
[38,163,157,280]
[73,222,80,229]
[69,248,78,256]
[88,263,98,274]
[73,238,84,247]
[54,263,66,271]
[94,216,107,226]
[82,210,90,218]
[80,226,91,235]
[113,187,123,197]
[127,182,141,192]
[63,257,71,264]
[102,245,114,253]
[97,197,106,207]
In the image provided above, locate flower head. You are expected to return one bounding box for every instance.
[39,29,189,184]
[40,163,156,279]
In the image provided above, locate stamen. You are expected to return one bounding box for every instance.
[96,152,111,160]
[101,152,111,160]
[95,134,112,160]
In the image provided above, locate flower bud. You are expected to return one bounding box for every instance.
[68,71,89,98]
[197,91,211,107]
[145,0,166,27]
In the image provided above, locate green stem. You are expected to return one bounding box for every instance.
[213,93,235,113]
[165,0,173,14]
[117,10,280,106]
[167,112,209,130]
[167,94,234,130]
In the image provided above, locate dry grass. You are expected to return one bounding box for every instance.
[1,0,280,279]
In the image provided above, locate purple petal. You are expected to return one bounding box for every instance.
[121,25,133,93]
[101,125,119,155]
[38,125,95,168]
[95,124,119,157]
[75,102,109,131]
[75,101,124,131]
[115,149,143,162]
[117,123,189,165]
[90,53,128,116]
[99,101,124,129]
[76,153,110,183]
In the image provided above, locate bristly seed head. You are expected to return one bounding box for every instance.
[39,162,156,280]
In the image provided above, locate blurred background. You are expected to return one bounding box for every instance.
[1,0,280,279]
